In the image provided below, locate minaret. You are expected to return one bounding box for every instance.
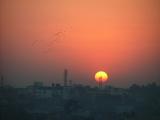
[63,69,70,99]
[64,69,68,87]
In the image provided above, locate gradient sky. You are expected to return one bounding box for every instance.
[0,0,160,87]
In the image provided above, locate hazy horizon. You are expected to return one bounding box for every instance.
[0,0,160,87]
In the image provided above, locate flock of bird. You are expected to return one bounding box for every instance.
[31,30,66,54]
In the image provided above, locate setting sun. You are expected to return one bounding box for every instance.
[95,71,108,82]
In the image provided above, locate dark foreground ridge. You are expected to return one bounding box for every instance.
[0,82,160,120]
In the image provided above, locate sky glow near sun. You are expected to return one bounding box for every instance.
[0,0,160,87]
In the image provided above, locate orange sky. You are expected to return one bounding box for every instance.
[0,0,160,87]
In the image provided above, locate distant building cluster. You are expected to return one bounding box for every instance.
[0,72,160,120]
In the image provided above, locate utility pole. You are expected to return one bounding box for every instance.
[64,69,68,87]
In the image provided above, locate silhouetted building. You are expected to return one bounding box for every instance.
[33,81,43,88]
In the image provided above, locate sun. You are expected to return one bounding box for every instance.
[95,71,108,82]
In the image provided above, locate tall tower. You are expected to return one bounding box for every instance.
[64,69,68,87]
[0,75,4,87]
[98,76,103,88]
